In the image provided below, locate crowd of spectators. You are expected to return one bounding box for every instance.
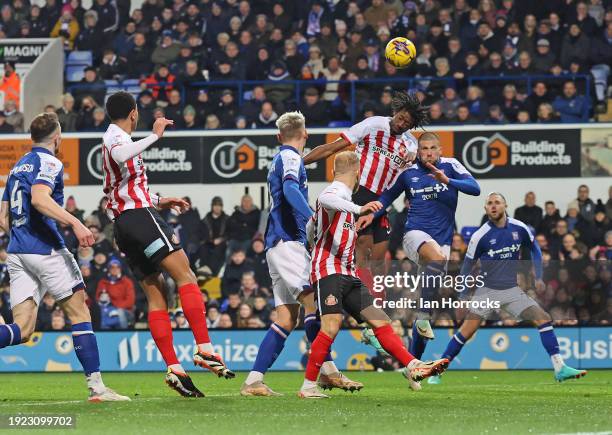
[1,0,610,132]
[0,184,609,332]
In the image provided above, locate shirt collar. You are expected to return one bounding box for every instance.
[31,146,53,156]
[280,145,300,155]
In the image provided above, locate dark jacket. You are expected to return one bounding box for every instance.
[514,205,543,231]
[228,207,261,242]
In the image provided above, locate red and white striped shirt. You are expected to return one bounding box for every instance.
[341,116,418,196]
[102,124,158,219]
[309,181,361,283]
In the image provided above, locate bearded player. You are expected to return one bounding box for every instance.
[241,112,361,396]
[0,113,128,402]
[358,132,480,390]
[430,192,586,384]
[102,92,234,398]
[300,151,448,398]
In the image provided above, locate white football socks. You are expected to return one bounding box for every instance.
[86,371,106,394]
[551,354,565,372]
[245,371,264,385]
[301,379,317,390]
[320,361,339,376]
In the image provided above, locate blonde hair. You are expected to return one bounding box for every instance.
[276,111,305,141]
[333,151,359,175]
[418,131,440,146]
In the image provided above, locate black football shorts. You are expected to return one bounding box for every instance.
[314,274,374,322]
[352,186,390,244]
[113,207,181,280]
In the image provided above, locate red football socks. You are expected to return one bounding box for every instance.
[374,324,415,366]
[178,283,211,345]
[148,310,179,366]
[305,331,334,381]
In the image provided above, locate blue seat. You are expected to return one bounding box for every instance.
[460,226,480,242]
[65,65,86,82]
[122,79,141,94]
[66,50,93,66]
[327,120,352,128]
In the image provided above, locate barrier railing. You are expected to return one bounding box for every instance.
[66,74,592,125]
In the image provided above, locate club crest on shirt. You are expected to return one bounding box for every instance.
[512,231,519,241]
[325,294,338,306]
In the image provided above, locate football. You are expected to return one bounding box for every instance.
[384,37,417,68]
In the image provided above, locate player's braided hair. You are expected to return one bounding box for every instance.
[391,91,430,129]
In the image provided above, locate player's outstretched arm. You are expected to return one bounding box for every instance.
[151,194,190,214]
[424,161,481,196]
[111,118,174,164]
[303,137,350,165]
[31,185,94,247]
[320,191,382,215]
[0,200,9,232]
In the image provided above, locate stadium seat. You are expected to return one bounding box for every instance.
[461,226,480,242]
[65,65,86,82]
[327,121,352,128]
[66,50,93,66]
[122,79,141,94]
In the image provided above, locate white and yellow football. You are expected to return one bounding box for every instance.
[384,37,417,68]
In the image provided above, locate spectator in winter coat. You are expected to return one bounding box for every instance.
[227,195,261,254]
[96,260,136,328]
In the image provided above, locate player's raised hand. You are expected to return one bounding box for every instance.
[74,222,95,248]
[159,197,190,214]
[424,161,450,184]
[356,214,375,231]
[153,117,174,138]
[360,201,383,215]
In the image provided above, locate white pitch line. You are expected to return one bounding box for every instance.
[0,394,242,406]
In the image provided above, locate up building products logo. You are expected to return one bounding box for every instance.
[461,133,509,174]
[210,138,257,178]
[461,132,573,175]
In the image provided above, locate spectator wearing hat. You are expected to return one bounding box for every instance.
[73,67,106,107]
[264,60,293,106]
[96,259,135,329]
[533,39,556,74]
[181,105,198,129]
[227,194,261,254]
[199,196,229,275]
[298,87,329,127]
[74,10,102,59]
[50,4,80,49]
[306,45,325,77]
[135,90,155,130]
[552,81,589,123]
[217,89,239,128]
[152,29,182,67]
[0,112,14,133]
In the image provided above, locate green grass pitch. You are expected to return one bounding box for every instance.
[0,371,611,434]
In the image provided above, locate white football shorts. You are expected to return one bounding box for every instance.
[403,230,450,264]
[266,240,312,307]
[7,248,84,307]
[468,286,539,319]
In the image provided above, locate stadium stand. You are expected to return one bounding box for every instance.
[0,0,610,130]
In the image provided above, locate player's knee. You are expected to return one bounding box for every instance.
[275,317,296,332]
[321,319,341,338]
